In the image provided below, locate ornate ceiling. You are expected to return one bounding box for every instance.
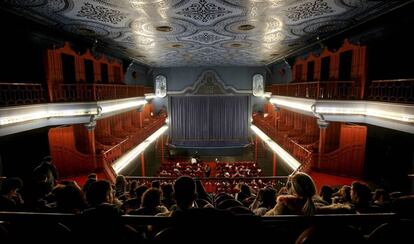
[2,0,409,67]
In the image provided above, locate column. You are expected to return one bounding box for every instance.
[84,121,97,169]
[317,119,329,169]
[255,135,258,163]
[161,135,164,164]
[273,153,277,176]
[141,153,145,176]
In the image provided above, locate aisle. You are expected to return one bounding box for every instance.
[203,161,217,193]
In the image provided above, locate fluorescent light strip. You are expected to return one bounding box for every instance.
[262,92,272,98]
[145,93,156,100]
[315,106,414,123]
[270,97,414,124]
[365,109,414,123]
[251,125,301,171]
[269,97,313,112]
[315,106,365,115]
[112,125,168,174]
[100,100,147,114]
[0,109,97,126]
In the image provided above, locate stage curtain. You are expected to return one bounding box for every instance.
[170,96,249,147]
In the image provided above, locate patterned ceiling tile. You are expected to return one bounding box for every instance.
[302,19,350,34]
[282,0,344,24]
[180,30,232,44]
[131,18,191,37]
[61,22,112,38]
[196,47,218,54]
[263,32,285,43]
[64,0,130,27]
[286,0,334,22]
[1,0,408,67]
[76,2,126,24]
[173,0,242,25]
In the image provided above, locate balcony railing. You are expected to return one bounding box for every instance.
[267,79,414,104]
[0,83,150,106]
[368,79,414,103]
[0,83,46,106]
[252,116,315,169]
[266,81,358,100]
[53,83,146,102]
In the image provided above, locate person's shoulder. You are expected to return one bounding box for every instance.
[277,194,299,204]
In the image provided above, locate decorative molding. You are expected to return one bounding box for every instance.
[168,70,251,95]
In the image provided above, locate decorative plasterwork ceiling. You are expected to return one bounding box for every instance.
[2,0,408,67]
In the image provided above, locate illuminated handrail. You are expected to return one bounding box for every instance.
[253,119,317,170]
[95,116,166,173]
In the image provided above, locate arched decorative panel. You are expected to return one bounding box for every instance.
[155,75,167,97]
[253,74,264,97]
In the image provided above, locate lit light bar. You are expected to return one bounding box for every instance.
[100,100,147,114]
[269,96,414,124]
[112,125,168,174]
[145,93,156,100]
[251,125,300,171]
[0,98,149,127]
[315,103,414,124]
[0,109,97,126]
[262,92,272,98]
[269,97,314,112]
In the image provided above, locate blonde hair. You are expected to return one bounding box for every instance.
[290,172,317,216]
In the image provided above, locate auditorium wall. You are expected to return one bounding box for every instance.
[124,62,152,86]
[152,66,267,113]
[153,66,266,91]
[267,62,292,84]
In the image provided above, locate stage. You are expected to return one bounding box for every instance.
[168,143,252,156]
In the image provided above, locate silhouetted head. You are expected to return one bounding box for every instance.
[173,176,197,210]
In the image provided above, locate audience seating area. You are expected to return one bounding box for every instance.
[0,158,413,243]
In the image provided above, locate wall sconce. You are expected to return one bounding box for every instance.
[252,74,264,97]
[155,75,167,97]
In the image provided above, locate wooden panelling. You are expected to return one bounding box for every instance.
[256,103,367,178]
[49,105,166,182]
[289,39,366,99]
[314,123,367,177]
[46,42,124,102]
[48,126,94,177]
[324,122,341,153]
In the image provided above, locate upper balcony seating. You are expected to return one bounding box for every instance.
[0,82,150,107]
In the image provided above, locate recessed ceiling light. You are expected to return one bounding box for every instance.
[238,24,255,31]
[230,43,242,48]
[171,44,182,48]
[78,28,95,35]
[156,26,173,32]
